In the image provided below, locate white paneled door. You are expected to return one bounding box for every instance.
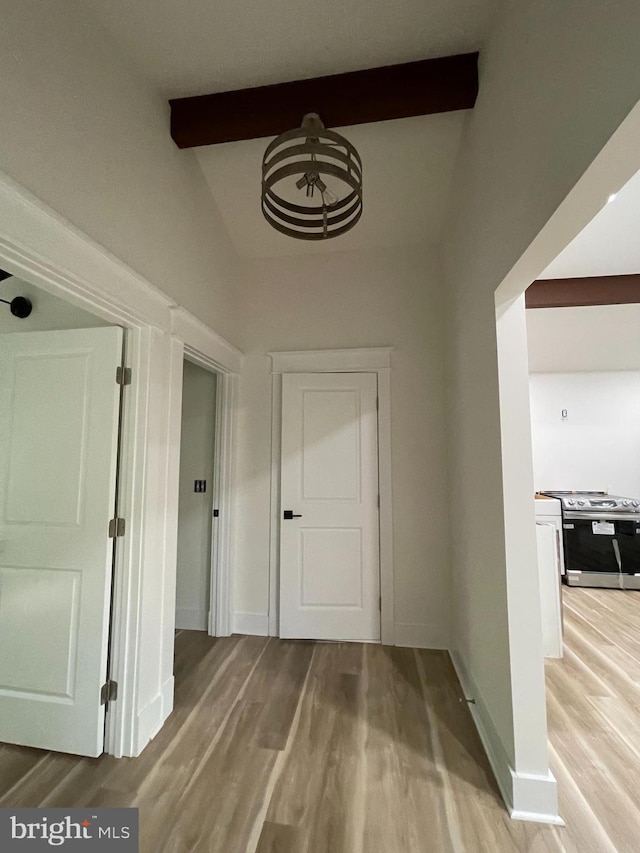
[280,372,380,641]
[0,327,123,756]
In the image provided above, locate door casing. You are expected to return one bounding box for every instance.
[0,169,242,757]
[179,354,236,638]
[268,348,394,645]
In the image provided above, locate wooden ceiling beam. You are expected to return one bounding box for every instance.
[526,275,640,309]
[169,52,479,149]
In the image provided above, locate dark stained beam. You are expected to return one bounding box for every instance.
[526,274,640,309]
[170,52,479,149]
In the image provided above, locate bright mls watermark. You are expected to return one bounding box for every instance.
[0,808,138,850]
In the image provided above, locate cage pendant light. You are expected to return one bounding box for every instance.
[261,113,363,240]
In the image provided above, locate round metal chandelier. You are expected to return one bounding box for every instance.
[261,113,363,240]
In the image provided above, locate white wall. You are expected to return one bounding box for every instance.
[0,0,244,346]
[530,372,640,498]
[233,245,451,647]
[442,0,640,819]
[0,5,242,754]
[527,305,640,373]
[528,305,640,497]
[0,277,107,333]
[0,1,245,756]
[176,361,217,630]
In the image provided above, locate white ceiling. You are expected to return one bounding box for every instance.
[542,167,640,279]
[196,112,467,258]
[82,0,495,259]
[84,0,495,97]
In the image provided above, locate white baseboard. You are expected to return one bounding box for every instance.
[175,607,208,631]
[394,622,449,649]
[134,691,163,756]
[449,650,561,824]
[160,675,174,723]
[510,769,562,824]
[233,611,269,636]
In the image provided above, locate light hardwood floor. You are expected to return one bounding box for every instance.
[1,588,640,851]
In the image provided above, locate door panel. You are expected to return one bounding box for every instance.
[300,528,363,606]
[301,389,361,501]
[0,327,123,756]
[0,567,80,696]
[6,352,90,524]
[280,372,380,641]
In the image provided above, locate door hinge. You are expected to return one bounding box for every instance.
[213,509,219,518]
[100,679,118,706]
[379,596,382,611]
[377,494,380,509]
[116,365,132,386]
[376,396,379,411]
[108,517,126,538]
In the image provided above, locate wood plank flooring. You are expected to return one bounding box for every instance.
[2,589,640,851]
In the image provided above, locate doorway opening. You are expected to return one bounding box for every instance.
[268,347,395,644]
[177,345,238,640]
[0,174,242,760]
[493,102,640,829]
[0,275,125,757]
[176,359,219,634]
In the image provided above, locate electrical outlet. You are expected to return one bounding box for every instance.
[194,480,207,493]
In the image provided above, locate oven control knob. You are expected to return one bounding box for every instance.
[633,501,640,508]
[566,499,575,506]
[578,500,586,506]
[623,500,631,507]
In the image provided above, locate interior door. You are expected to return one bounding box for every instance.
[279,372,380,641]
[0,326,123,756]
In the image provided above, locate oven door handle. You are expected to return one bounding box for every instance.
[612,539,623,573]
[563,511,640,521]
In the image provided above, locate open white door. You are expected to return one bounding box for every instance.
[0,326,123,756]
[280,372,380,641]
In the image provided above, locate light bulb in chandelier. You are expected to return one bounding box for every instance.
[295,173,339,207]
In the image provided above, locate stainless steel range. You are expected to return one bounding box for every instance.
[542,491,640,588]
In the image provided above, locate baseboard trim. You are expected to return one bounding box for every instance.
[510,768,562,824]
[175,607,208,631]
[160,675,174,724]
[134,691,163,756]
[449,650,561,824]
[511,809,564,825]
[394,622,449,649]
[233,612,269,636]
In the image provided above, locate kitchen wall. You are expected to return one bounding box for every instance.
[0,0,244,346]
[530,371,640,497]
[527,304,640,373]
[527,303,640,499]
[233,244,451,647]
[176,361,217,631]
[442,0,640,817]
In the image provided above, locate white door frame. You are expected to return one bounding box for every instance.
[268,348,394,645]
[181,348,237,639]
[0,170,241,756]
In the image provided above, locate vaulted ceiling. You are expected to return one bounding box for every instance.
[84,0,495,97]
[195,112,467,258]
[542,167,640,279]
[84,0,498,257]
